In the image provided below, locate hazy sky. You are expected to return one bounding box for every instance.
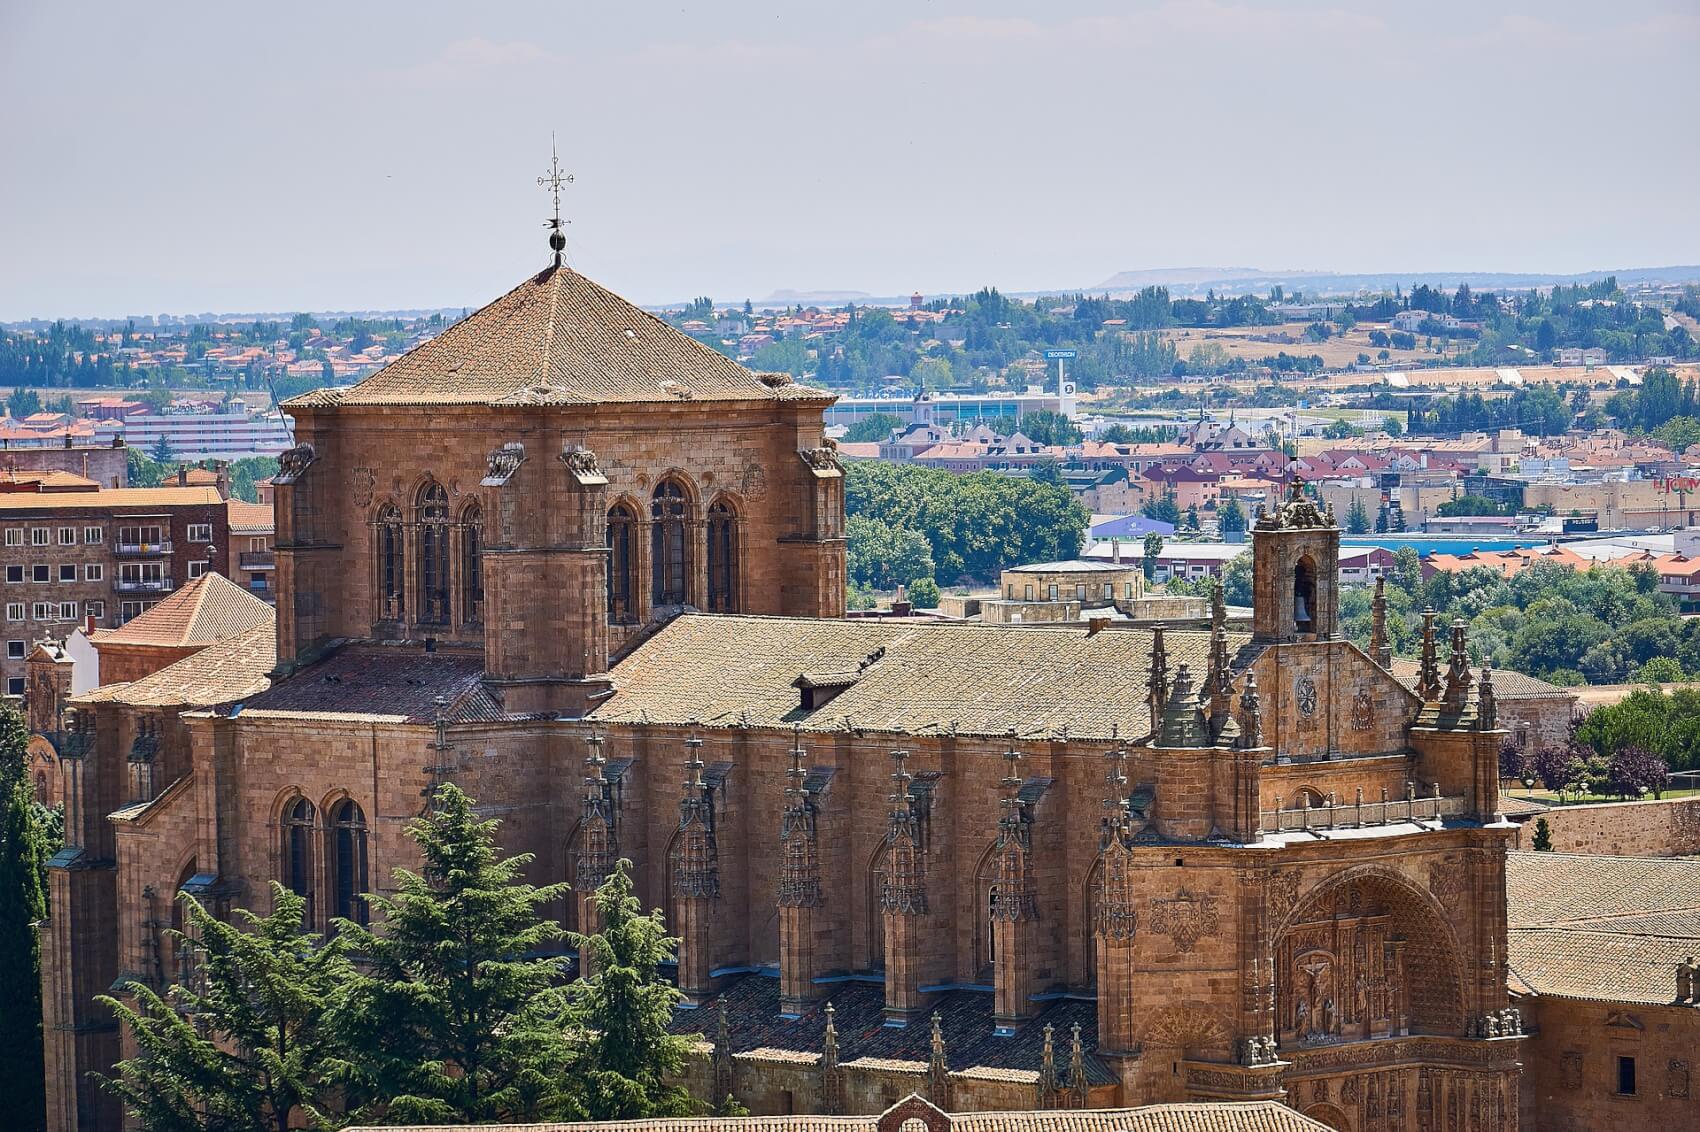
[3,0,1697,320]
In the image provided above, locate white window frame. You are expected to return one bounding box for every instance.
[57,526,76,545]
[3,529,20,547]
[57,602,77,621]
[188,560,210,579]
[85,600,104,620]
[4,603,21,621]
[31,565,49,584]
[6,677,22,696]
[187,523,213,543]
[83,526,103,544]
[5,641,22,660]
[4,566,20,584]
[58,564,77,583]
[30,527,49,546]
[84,564,103,582]
[31,602,52,620]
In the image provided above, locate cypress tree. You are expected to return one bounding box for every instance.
[0,703,48,1132]
[566,860,696,1120]
[97,885,353,1132]
[331,783,576,1124]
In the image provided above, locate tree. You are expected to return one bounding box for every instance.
[332,784,575,1124]
[1346,497,1370,534]
[906,575,941,608]
[1017,410,1082,447]
[1383,415,1404,437]
[1141,487,1181,526]
[846,517,934,591]
[842,413,904,444]
[1499,740,1529,785]
[564,862,696,1120]
[1531,817,1553,851]
[1183,503,1200,531]
[149,434,175,464]
[912,357,954,391]
[1529,746,1574,793]
[1220,550,1253,607]
[1142,533,1164,582]
[1607,744,1668,799]
[1634,655,1685,684]
[99,886,353,1132]
[0,704,48,1132]
[6,388,43,419]
[1322,418,1358,440]
[1218,496,1247,535]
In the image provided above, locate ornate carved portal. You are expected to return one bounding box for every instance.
[1277,897,1410,1047]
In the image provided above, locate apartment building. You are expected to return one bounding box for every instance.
[115,412,293,459]
[0,481,229,695]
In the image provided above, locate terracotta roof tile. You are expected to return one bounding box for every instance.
[237,644,502,724]
[77,621,274,708]
[226,498,274,533]
[1388,659,1572,701]
[591,614,1244,741]
[0,485,221,512]
[291,265,834,409]
[91,573,272,649]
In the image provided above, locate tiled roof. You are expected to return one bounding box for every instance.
[1506,851,1700,1005]
[353,1101,1327,1132]
[92,573,272,649]
[590,614,1246,740]
[235,644,503,724]
[0,485,221,512]
[290,265,834,409]
[226,498,273,533]
[1388,659,1572,701]
[77,621,274,708]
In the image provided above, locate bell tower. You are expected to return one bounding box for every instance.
[1251,480,1339,643]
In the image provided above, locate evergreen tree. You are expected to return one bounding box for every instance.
[1347,497,1371,534]
[1218,495,1247,535]
[331,784,575,1124]
[149,434,175,463]
[565,860,697,1121]
[1531,817,1554,852]
[97,885,352,1132]
[1142,533,1164,581]
[0,704,48,1132]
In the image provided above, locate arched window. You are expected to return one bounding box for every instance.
[651,480,691,606]
[607,503,636,623]
[331,800,369,926]
[460,501,483,624]
[706,499,738,613]
[1293,555,1317,634]
[282,798,315,921]
[417,483,450,625]
[377,504,404,621]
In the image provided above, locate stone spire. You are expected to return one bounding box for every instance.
[1147,625,1169,739]
[928,1014,951,1108]
[1067,1021,1089,1108]
[1157,663,1209,748]
[1237,669,1264,750]
[992,730,1034,922]
[820,1002,845,1115]
[882,749,927,916]
[1443,617,1472,710]
[577,729,618,892]
[1370,576,1393,669]
[1207,581,1235,735]
[1035,1022,1059,1108]
[777,724,821,909]
[1477,664,1498,731]
[675,735,719,899]
[712,996,734,1103]
[1416,607,1442,701]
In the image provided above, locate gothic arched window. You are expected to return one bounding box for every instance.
[282,797,315,920]
[706,499,738,613]
[607,503,636,623]
[377,504,404,621]
[417,483,450,625]
[460,501,483,624]
[1293,555,1317,635]
[331,800,369,926]
[651,479,691,607]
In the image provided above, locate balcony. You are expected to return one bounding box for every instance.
[114,577,175,594]
[238,550,275,569]
[114,540,173,557]
[1260,787,1468,834]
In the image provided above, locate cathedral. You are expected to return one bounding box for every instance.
[33,248,1523,1132]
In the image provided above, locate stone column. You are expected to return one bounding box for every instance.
[881,748,930,1024]
[777,727,823,1016]
[1094,743,1139,1055]
[672,735,720,1004]
[992,732,1038,1029]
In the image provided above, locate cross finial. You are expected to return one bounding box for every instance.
[585,728,606,788]
[785,723,808,798]
[888,748,912,805]
[538,134,574,267]
[683,732,706,790]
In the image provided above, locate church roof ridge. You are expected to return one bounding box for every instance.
[288,264,836,410]
[90,572,273,650]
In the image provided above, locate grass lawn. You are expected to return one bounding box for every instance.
[1503,785,1700,806]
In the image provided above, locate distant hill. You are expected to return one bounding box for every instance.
[1088,265,1700,298]
[753,287,876,306]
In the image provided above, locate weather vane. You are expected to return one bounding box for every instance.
[538,134,573,267]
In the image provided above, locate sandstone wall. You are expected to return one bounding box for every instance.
[1511,795,1700,856]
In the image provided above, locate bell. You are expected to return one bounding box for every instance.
[1294,590,1311,622]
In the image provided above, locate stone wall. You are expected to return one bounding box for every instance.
[1518,996,1699,1132]
[1509,795,1700,856]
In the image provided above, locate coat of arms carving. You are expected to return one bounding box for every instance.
[741,462,768,500]
[350,466,375,508]
[1295,675,1319,723]
[1148,887,1220,954]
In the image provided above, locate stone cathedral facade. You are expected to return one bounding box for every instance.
[36,256,1523,1132]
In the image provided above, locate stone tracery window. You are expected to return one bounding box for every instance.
[417,483,451,625]
[607,503,636,623]
[331,799,369,926]
[460,501,483,624]
[282,797,316,922]
[651,479,691,606]
[706,498,739,613]
[376,504,404,621]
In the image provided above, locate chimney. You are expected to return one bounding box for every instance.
[177,464,188,486]
[1088,617,1109,636]
[1111,538,1121,564]
[84,613,96,636]
[214,461,230,500]
[891,584,913,617]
